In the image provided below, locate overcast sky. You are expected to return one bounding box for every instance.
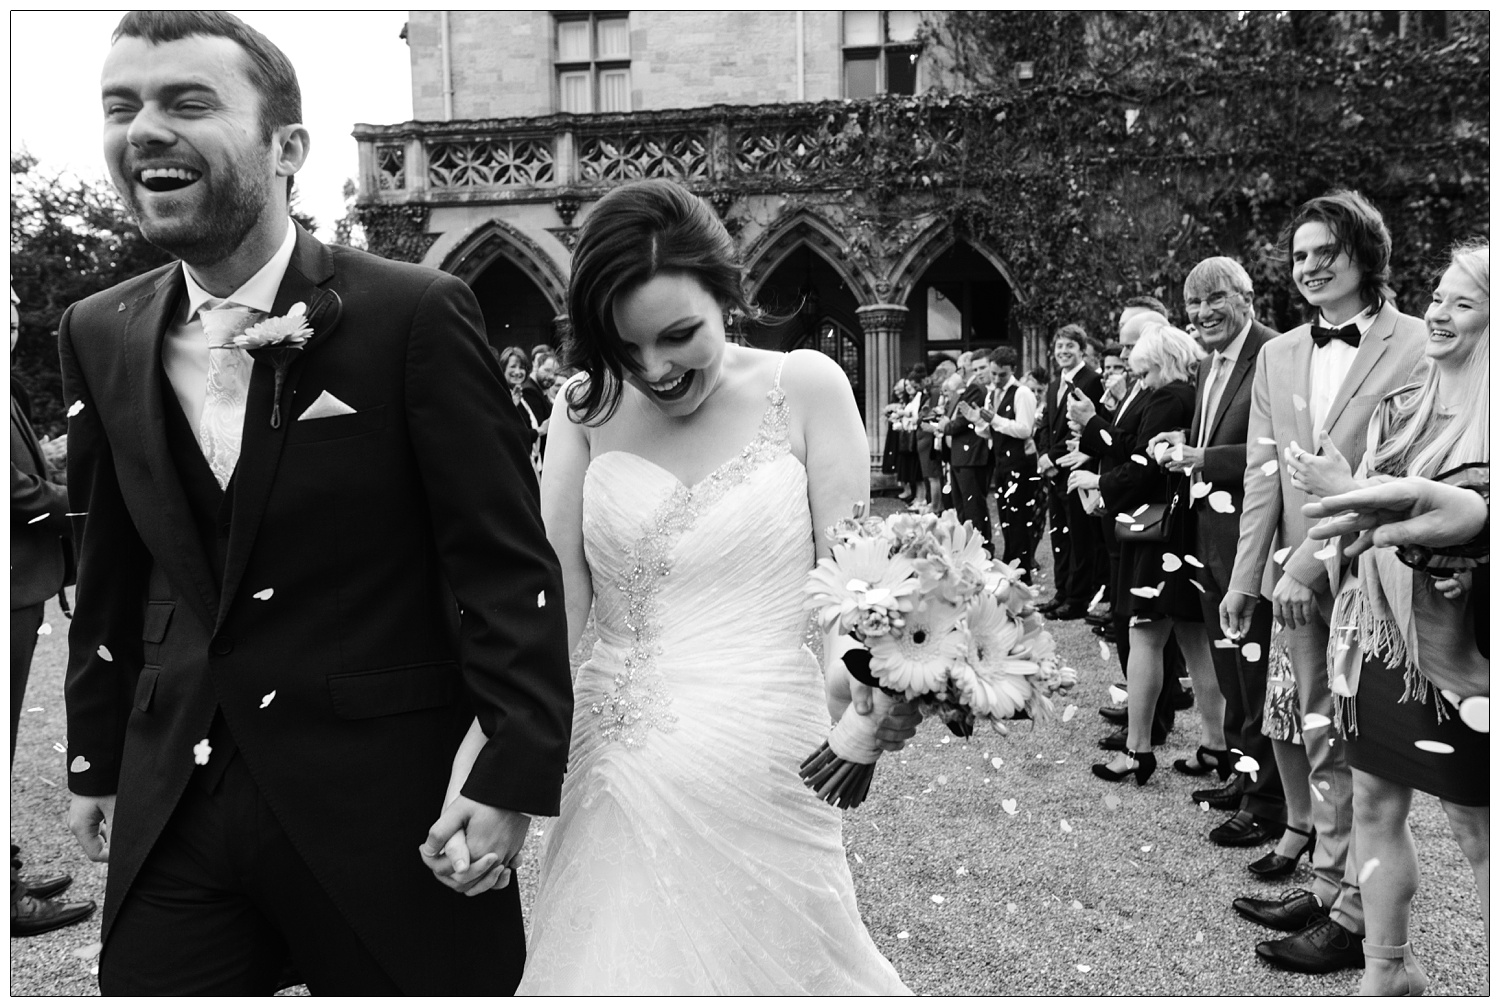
[9,9,415,241]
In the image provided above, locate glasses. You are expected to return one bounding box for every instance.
[1185,291,1240,312]
[1103,363,1127,374]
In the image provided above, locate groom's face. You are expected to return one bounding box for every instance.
[101,34,279,266]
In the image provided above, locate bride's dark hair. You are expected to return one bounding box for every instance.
[563,179,758,425]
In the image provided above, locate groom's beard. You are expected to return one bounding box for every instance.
[124,147,274,269]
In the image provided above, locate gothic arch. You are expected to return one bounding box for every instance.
[743,209,879,307]
[886,220,1024,308]
[440,218,569,315]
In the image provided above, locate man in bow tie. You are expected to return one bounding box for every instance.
[60,12,570,994]
[1219,191,1426,975]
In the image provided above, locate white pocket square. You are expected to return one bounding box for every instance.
[298,391,356,421]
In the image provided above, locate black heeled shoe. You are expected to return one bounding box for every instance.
[1171,745,1232,780]
[1091,749,1156,786]
[1247,826,1316,879]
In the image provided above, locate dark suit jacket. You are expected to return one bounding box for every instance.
[1097,380,1196,517]
[58,227,572,991]
[945,379,994,468]
[1188,321,1276,591]
[1038,365,1105,465]
[1079,381,1150,479]
[11,380,71,608]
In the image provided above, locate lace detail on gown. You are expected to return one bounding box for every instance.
[519,356,909,995]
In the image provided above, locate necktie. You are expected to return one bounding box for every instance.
[198,304,260,489]
[1199,355,1229,447]
[1310,323,1361,349]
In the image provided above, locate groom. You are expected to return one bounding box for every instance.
[62,12,571,994]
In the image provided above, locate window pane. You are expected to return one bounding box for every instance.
[557,20,590,61]
[843,10,880,46]
[844,54,878,98]
[599,69,630,113]
[560,71,591,113]
[927,286,962,342]
[886,49,917,95]
[886,11,921,42]
[597,17,630,58]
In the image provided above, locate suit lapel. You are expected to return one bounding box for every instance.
[122,268,222,627]
[1289,326,1316,447]
[1189,357,1211,437]
[217,229,339,628]
[1321,303,1396,436]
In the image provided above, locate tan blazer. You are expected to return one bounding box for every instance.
[1228,300,1428,600]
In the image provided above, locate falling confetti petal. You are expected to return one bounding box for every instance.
[72,942,102,960]
[1241,642,1263,663]
[1182,555,1203,570]
[1062,704,1078,722]
[193,738,213,766]
[930,894,945,904]
[1089,585,1107,609]
[1257,436,1278,446]
[1302,712,1331,730]
[36,623,52,636]
[252,588,274,601]
[1312,786,1325,802]
[1273,546,1292,565]
[1313,543,1338,561]
[260,691,277,709]
[1060,819,1073,833]
[97,645,113,662]
[1103,794,1121,810]
[1099,640,1111,661]
[1187,579,1205,593]
[1293,393,1308,411]
[1099,429,1113,446]
[991,757,1004,769]
[1190,480,1213,501]
[1129,585,1161,598]
[1115,513,1135,525]
[1108,685,1128,704]
[1161,553,1183,572]
[1414,739,1456,754]
[1358,858,1382,884]
[67,401,85,418]
[1318,780,1332,791]
[69,756,90,773]
[1234,755,1261,774]
[27,513,49,525]
[1459,696,1489,733]
[537,591,546,607]
[1130,454,1150,466]
[52,742,65,754]
[1208,491,1235,514]
[1001,799,1018,815]
[897,931,910,940]
[1213,638,1237,649]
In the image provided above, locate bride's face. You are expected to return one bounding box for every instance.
[612,270,727,418]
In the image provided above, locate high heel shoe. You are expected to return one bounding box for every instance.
[1247,826,1315,879]
[1171,744,1232,780]
[1361,941,1429,996]
[1091,749,1156,785]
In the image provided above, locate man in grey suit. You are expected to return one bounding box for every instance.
[1219,191,1428,973]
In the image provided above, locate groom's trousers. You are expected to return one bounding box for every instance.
[99,725,402,995]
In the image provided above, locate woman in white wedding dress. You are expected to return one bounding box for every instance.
[491,179,916,994]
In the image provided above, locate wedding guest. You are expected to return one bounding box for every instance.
[1036,325,1104,619]
[524,349,556,462]
[897,365,928,507]
[935,370,967,511]
[1223,189,1427,974]
[1156,256,1292,861]
[980,346,1038,576]
[1074,324,1219,786]
[946,351,996,548]
[914,362,947,509]
[10,287,95,937]
[499,345,543,478]
[1287,240,1488,995]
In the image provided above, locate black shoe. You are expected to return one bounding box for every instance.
[1098,726,1168,751]
[1173,745,1233,780]
[1045,603,1088,621]
[1255,916,1365,973]
[1091,749,1156,785]
[1173,689,1196,711]
[11,893,96,937]
[1192,772,1246,809]
[1098,704,1128,726]
[1232,888,1327,932]
[1210,811,1284,848]
[1037,597,1065,614]
[23,874,72,901]
[1248,828,1316,879]
[1084,609,1112,627]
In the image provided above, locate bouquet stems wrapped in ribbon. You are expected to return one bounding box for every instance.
[801,506,1077,809]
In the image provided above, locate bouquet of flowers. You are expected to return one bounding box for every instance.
[800,506,1076,808]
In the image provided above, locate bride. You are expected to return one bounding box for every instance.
[473,178,916,994]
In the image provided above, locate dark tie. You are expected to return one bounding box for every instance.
[1310,323,1361,349]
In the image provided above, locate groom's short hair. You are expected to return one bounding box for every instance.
[112,10,302,143]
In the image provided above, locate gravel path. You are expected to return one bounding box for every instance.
[10,497,1487,994]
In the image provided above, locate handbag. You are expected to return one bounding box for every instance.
[1113,474,1185,543]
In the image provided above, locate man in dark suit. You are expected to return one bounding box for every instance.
[62,13,570,994]
[1035,325,1105,619]
[978,346,1037,575]
[11,287,97,937]
[945,350,995,547]
[1156,257,1285,846]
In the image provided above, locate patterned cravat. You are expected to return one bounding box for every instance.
[198,303,260,489]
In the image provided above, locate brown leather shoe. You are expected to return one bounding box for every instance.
[11,893,96,937]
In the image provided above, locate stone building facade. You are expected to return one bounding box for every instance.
[356,11,1030,459]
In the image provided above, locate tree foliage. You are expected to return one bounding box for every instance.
[822,11,1487,337]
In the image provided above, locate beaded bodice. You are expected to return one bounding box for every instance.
[578,362,815,750]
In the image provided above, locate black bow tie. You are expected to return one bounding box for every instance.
[1310,323,1361,349]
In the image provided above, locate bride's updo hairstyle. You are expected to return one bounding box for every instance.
[564,178,758,425]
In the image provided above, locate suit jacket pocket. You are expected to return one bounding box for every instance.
[327,661,458,720]
[287,405,387,445]
[135,666,160,712]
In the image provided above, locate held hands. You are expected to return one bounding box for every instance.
[68,793,117,863]
[421,797,531,897]
[1271,573,1318,630]
[1285,433,1356,499]
[1303,477,1489,559]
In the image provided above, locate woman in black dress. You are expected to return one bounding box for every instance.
[1072,324,1225,785]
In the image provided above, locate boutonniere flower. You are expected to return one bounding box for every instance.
[234,302,315,429]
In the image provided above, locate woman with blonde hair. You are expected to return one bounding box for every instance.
[1288,240,1489,996]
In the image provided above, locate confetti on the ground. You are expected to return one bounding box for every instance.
[1076,964,1091,973]
[1070,899,1084,910]
[936,775,948,785]
[1103,794,1121,810]
[1062,704,1078,722]
[193,739,213,765]
[1007,903,1018,913]
[1140,844,1153,852]
[956,865,968,876]
[1001,799,1018,815]
[260,691,277,709]
[1060,819,1073,833]
[69,756,89,772]
[1414,739,1455,754]
[991,757,1004,769]
[1199,801,1210,811]
[1208,490,1235,513]
[930,894,945,904]
[97,645,113,662]
[252,588,274,601]
[1303,712,1331,730]
[52,743,65,754]
[1358,858,1381,884]
[36,623,52,636]
[1241,642,1262,663]
[897,931,910,939]
[71,942,102,960]
[854,852,864,863]
[67,401,85,417]
[1161,553,1182,572]
[940,736,951,744]
[1108,685,1128,704]
[1459,696,1489,733]
[1099,640,1111,661]
[38,777,56,788]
